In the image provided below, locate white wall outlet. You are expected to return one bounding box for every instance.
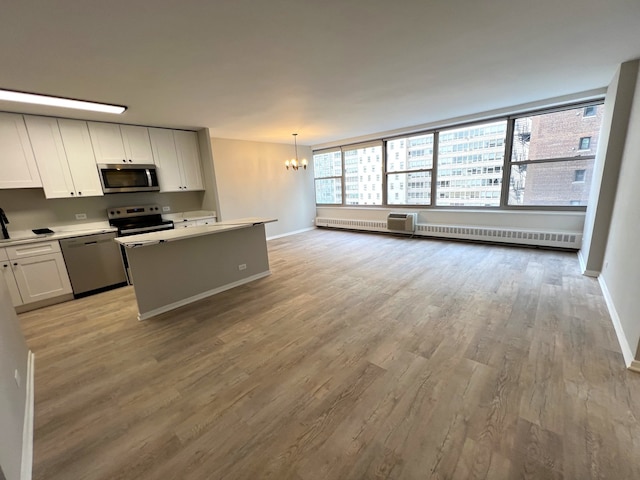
[75,213,87,220]
[14,369,21,388]
[162,206,171,212]
[238,264,247,271]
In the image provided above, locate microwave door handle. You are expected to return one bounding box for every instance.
[145,169,152,187]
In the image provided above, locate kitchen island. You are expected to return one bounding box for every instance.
[115,218,276,320]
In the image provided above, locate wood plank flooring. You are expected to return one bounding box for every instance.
[19,228,640,479]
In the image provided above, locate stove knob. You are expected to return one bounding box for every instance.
[116,210,121,214]
[110,211,114,215]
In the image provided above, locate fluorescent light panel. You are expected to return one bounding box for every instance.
[0,89,126,114]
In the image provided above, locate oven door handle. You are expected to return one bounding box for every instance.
[120,224,173,235]
[145,168,153,187]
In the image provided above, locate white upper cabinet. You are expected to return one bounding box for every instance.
[24,116,102,199]
[149,128,203,192]
[174,131,204,191]
[58,119,103,197]
[0,112,42,189]
[120,125,154,164]
[149,128,183,192]
[88,122,154,165]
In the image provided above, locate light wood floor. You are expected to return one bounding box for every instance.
[20,228,640,480]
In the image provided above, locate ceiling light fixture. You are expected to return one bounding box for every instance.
[0,88,127,114]
[285,133,307,171]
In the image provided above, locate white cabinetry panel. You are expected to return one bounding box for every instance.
[150,128,203,192]
[120,125,154,164]
[24,115,75,198]
[174,130,204,191]
[25,116,103,199]
[0,112,41,188]
[149,127,183,191]
[0,248,22,306]
[11,252,72,304]
[58,119,103,197]
[87,122,127,163]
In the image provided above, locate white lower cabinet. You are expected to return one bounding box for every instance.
[0,250,22,306]
[1,241,72,307]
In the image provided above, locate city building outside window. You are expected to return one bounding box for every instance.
[437,120,506,207]
[507,105,602,207]
[312,101,603,210]
[386,133,433,205]
[343,143,383,205]
[313,149,342,204]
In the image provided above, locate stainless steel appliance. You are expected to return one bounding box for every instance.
[98,164,160,193]
[59,232,128,297]
[108,205,174,282]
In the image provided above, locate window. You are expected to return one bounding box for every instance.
[508,105,601,207]
[313,150,342,204]
[343,143,383,205]
[386,133,433,205]
[578,137,591,150]
[437,120,507,207]
[313,102,603,210]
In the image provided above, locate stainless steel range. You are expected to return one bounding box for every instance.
[108,205,174,282]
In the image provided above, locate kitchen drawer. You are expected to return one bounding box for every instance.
[0,247,7,261]
[7,240,61,260]
[175,220,197,228]
[196,217,216,226]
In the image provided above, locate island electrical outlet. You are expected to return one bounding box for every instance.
[238,264,247,271]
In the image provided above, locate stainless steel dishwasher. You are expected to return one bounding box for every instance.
[59,231,128,297]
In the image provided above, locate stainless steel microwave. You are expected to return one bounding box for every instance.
[98,164,160,194]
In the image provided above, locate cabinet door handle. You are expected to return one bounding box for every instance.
[70,192,74,195]
[122,159,126,163]
[13,262,18,266]
[2,264,7,268]
[78,192,82,195]
[129,159,133,162]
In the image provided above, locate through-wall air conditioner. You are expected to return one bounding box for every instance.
[387,212,417,232]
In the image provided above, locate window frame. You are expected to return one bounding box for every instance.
[384,131,436,207]
[312,147,343,206]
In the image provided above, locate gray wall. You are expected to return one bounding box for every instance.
[210,137,316,238]
[580,60,639,275]
[600,61,640,361]
[0,279,30,480]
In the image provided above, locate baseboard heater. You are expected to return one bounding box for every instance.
[315,217,582,249]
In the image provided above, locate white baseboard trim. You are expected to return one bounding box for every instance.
[138,271,271,320]
[598,276,638,371]
[577,250,600,277]
[267,227,315,241]
[21,351,34,480]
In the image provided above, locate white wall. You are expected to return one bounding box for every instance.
[0,279,31,480]
[0,188,204,233]
[581,60,639,275]
[600,61,640,364]
[210,137,316,238]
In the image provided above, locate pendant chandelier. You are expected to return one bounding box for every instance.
[285,133,307,170]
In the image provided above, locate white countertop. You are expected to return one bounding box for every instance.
[115,217,277,248]
[0,222,117,247]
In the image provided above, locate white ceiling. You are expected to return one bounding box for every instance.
[1,0,639,146]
